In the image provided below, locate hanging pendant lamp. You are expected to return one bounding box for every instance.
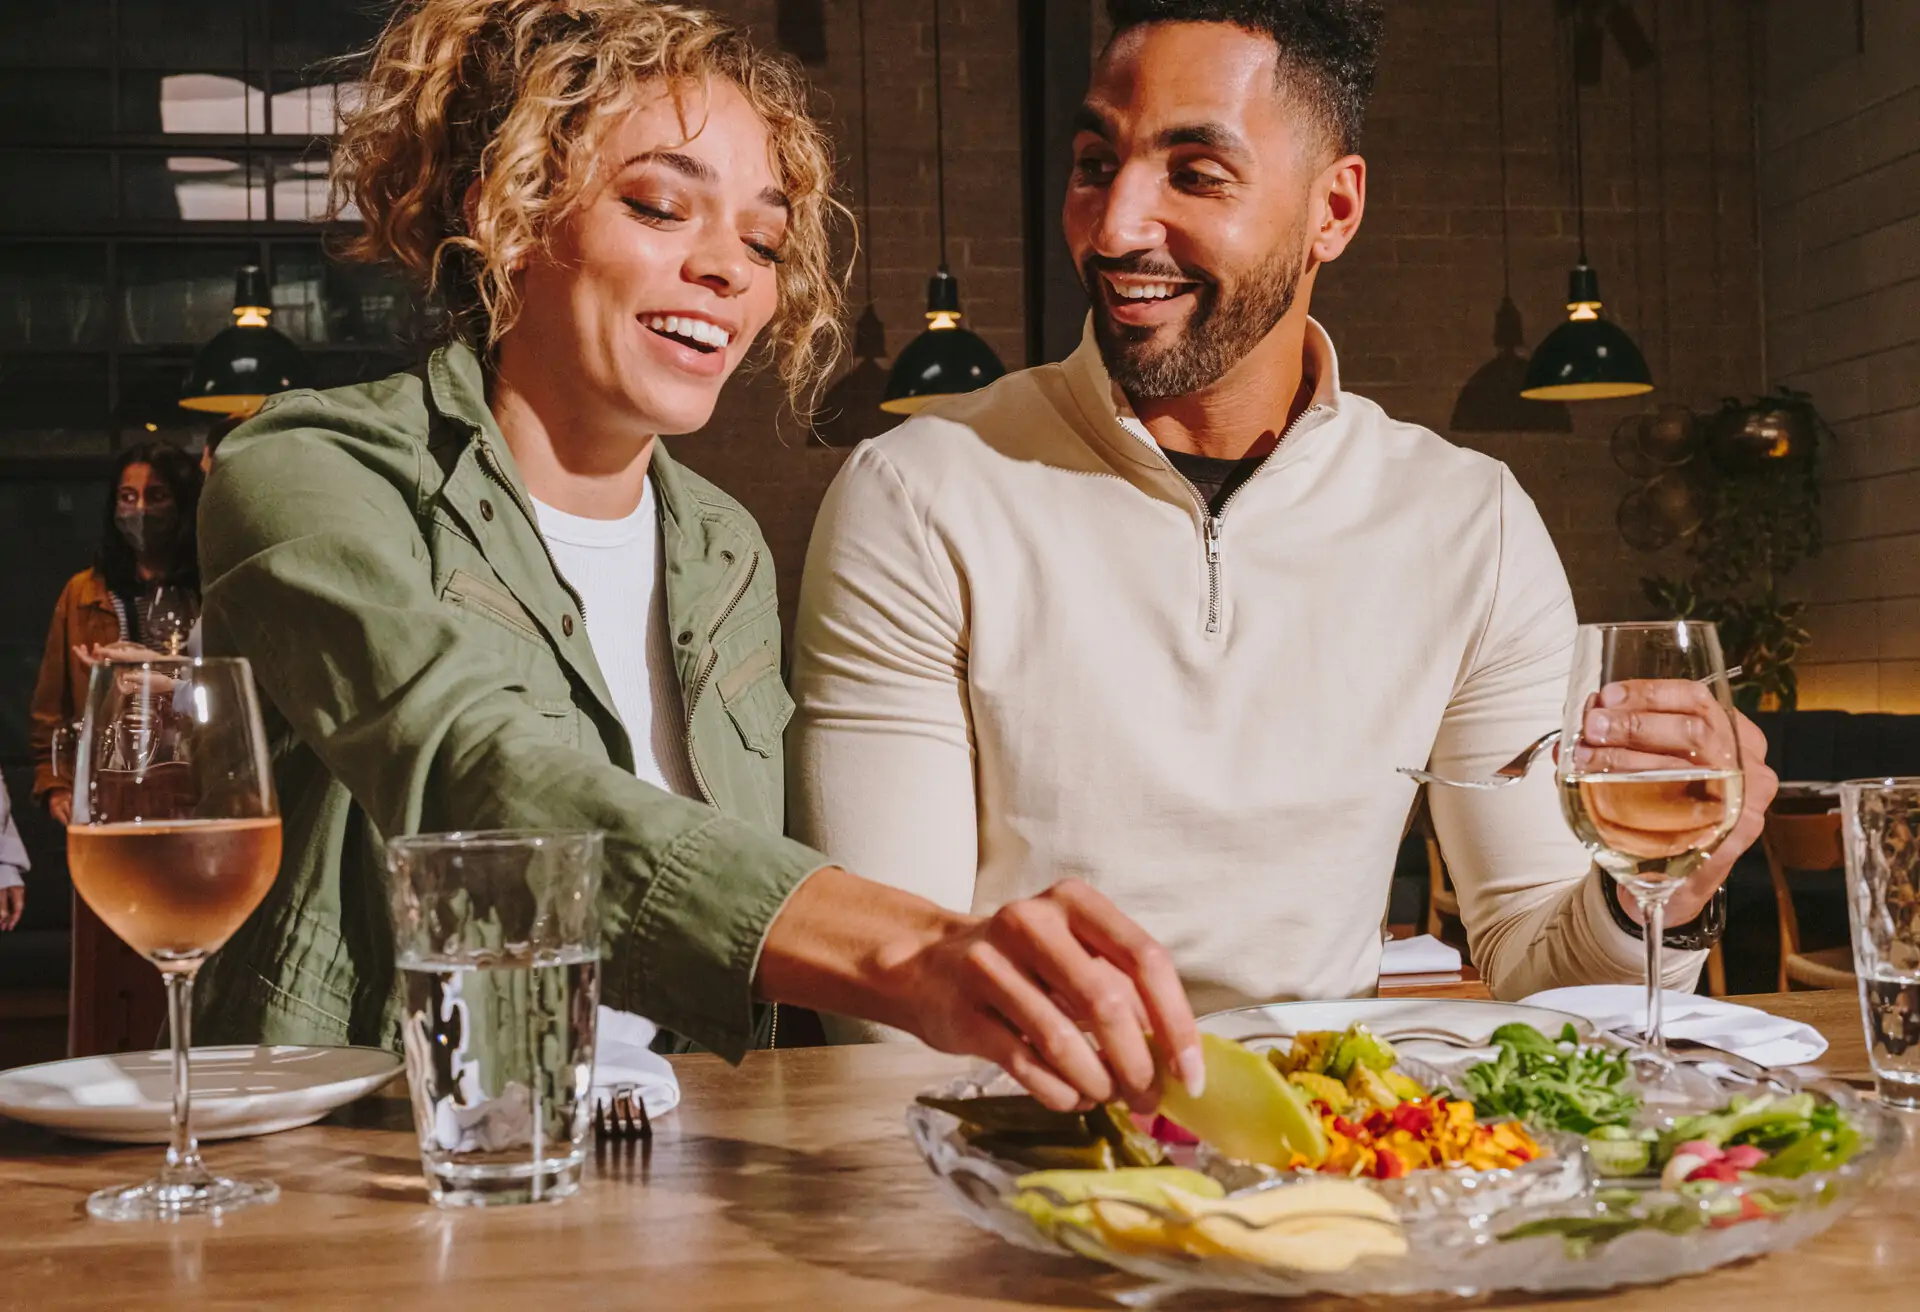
[179,264,309,416]
[180,48,307,419]
[881,0,1004,414]
[1520,67,1652,402]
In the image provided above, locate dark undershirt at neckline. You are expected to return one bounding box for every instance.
[1160,447,1266,517]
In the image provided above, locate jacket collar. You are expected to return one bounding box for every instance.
[1059,315,1345,505]
[422,342,622,729]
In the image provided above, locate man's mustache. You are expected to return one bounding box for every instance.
[1080,254,1215,287]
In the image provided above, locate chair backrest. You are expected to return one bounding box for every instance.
[1763,810,1843,876]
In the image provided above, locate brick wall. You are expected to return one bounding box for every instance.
[677,0,1766,634]
[1760,0,1920,712]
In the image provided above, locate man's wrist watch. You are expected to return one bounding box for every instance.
[1599,869,1727,952]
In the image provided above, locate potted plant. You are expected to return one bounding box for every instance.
[1642,389,1829,714]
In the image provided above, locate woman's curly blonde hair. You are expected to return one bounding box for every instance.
[334,0,847,412]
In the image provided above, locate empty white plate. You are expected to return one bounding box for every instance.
[0,1045,403,1144]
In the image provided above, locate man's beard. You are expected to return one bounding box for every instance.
[1085,240,1307,401]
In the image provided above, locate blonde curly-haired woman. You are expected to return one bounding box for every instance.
[196,0,1200,1112]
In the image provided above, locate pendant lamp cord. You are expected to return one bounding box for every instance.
[1571,53,1587,265]
[857,0,875,304]
[932,0,949,271]
[1494,0,1510,296]
[242,12,254,225]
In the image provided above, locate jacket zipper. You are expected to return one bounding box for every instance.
[1159,403,1327,635]
[679,550,760,805]
[475,437,589,623]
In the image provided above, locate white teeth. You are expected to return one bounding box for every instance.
[1110,279,1183,301]
[643,314,733,349]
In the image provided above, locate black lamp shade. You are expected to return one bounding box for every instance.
[180,265,309,417]
[880,326,1006,414]
[880,268,1005,414]
[1519,264,1654,402]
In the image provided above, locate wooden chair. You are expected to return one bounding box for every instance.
[1763,809,1855,991]
[1415,795,1464,946]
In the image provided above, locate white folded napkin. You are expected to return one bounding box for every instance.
[591,1007,682,1119]
[1380,934,1464,976]
[1522,986,1829,1067]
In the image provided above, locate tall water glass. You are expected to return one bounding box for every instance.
[388,830,604,1207]
[69,657,282,1220]
[1838,778,1920,1109]
[1557,621,1743,1055]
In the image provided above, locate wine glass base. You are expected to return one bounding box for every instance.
[86,1175,279,1222]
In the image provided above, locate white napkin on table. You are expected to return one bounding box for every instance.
[1522,986,1829,1067]
[1380,934,1464,976]
[591,1008,682,1119]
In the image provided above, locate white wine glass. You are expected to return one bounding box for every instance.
[144,586,198,657]
[69,657,283,1221]
[1557,621,1743,1056]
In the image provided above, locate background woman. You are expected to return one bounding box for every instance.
[30,441,202,826]
[195,0,1196,1112]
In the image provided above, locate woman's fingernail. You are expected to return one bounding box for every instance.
[1588,711,1611,743]
[1177,1045,1207,1099]
[1574,744,1595,766]
[1600,683,1629,708]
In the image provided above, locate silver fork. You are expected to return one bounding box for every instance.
[593,1083,652,1142]
[1399,665,1743,791]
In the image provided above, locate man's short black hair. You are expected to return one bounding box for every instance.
[1104,0,1384,156]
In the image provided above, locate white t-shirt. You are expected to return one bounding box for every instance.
[534,479,699,1063]
[532,480,700,801]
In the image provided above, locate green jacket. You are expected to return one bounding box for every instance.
[195,342,826,1061]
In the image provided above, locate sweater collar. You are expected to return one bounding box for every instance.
[1060,314,1345,500]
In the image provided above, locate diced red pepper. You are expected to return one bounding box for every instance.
[1390,1101,1435,1137]
[1371,1148,1408,1180]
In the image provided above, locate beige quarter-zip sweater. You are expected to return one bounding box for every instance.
[790,321,1700,1023]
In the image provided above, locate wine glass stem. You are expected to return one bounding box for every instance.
[162,968,210,1186]
[1642,894,1667,1057]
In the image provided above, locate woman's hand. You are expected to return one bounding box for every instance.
[75,642,167,667]
[47,791,73,827]
[757,869,1203,1113]
[0,885,22,931]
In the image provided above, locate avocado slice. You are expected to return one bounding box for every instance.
[1158,1033,1330,1168]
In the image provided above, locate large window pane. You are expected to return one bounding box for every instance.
[121,72,265,136]
[0,72,115,142]
[0,4,115,67]
[269,151,336,223]
[119,244,256,346]
[269,76,365,137]
[271,244,415,346]
[0,353,110,432]
[271,1,387,76]
[122,154,268,223]
[119,2,257,70]
[115,354,200,433]
[0,244,109,348]
[0,153,114,230]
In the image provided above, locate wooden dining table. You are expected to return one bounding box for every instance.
[1,988,1910,1311]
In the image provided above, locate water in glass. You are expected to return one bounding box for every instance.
[388,830,603,1207]
[1839,778,1920,1108]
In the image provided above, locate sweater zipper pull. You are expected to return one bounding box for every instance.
[1204,514,1222,563]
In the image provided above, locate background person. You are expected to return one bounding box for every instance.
[30,441,202,826]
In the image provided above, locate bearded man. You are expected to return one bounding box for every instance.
[788,0,1776,1035]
